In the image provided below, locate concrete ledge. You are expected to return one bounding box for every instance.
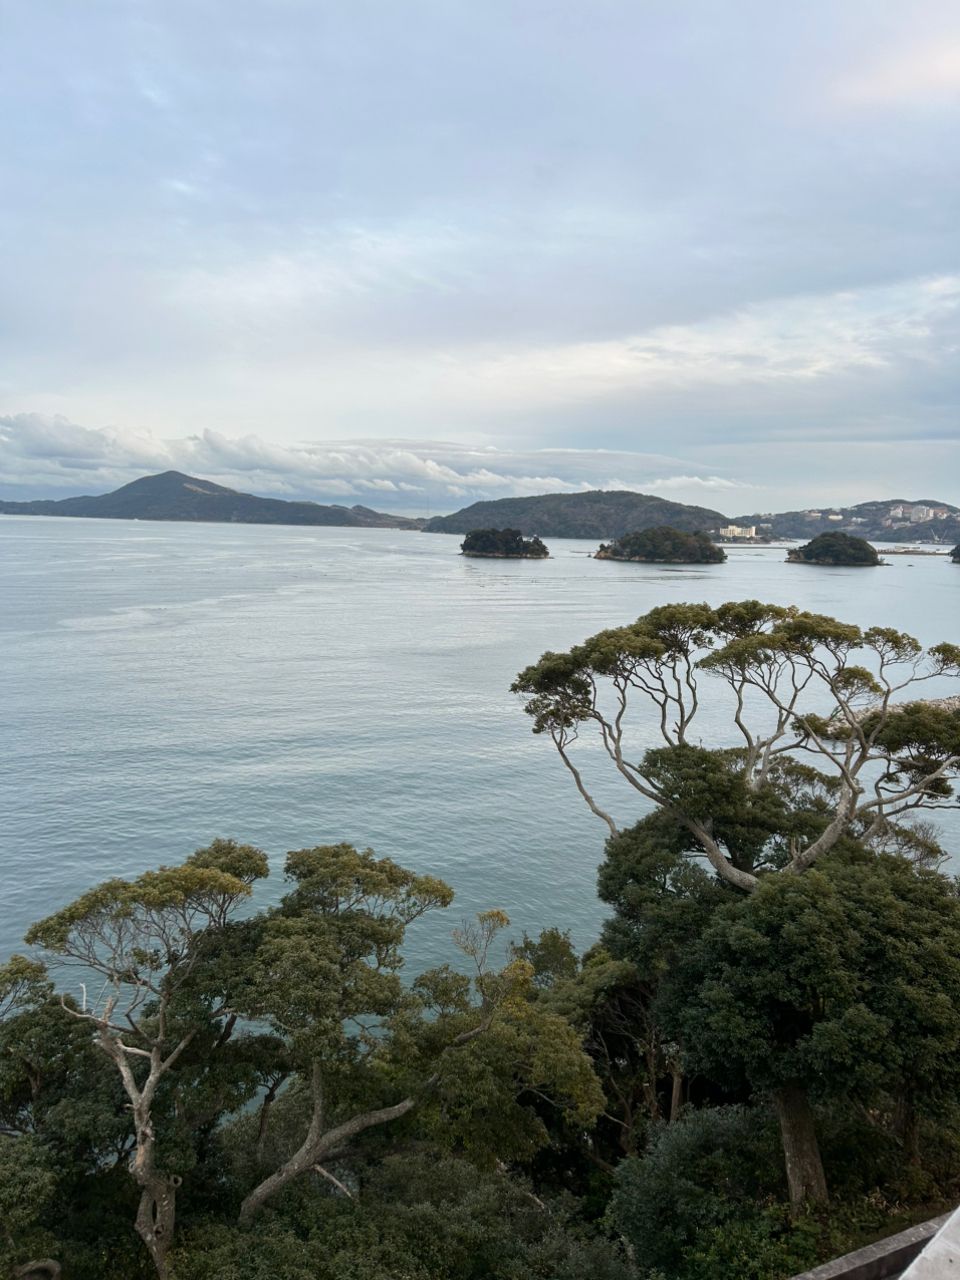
[788,1211,953,1280]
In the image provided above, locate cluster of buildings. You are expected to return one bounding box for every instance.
[882,503,953,525]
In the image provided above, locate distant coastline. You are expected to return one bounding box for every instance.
[2,472,959,545]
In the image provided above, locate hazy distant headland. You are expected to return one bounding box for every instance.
[2,471,959,543]
[0,471,427,530]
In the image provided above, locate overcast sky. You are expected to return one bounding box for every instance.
[1,0,958,514]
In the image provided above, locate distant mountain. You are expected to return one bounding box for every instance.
[422,490,726,539]
[733,498,960,544]
[0,471,427,530]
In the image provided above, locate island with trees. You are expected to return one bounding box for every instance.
[595,526,726,564]
[3,601,960,1280]
[787,530,881,566]
[460,528,549,558]
[952,543,960,563]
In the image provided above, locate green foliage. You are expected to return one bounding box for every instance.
[596,526,726,564]
[662,853,960,1108]
[609,1106,786,1274]
[461,528,549,557]
[513,600,959,893]
[510,928,579,989]
[424,489,725,539]
[788,531,880,566]
[170,1153,631,1280]
[0,1135,60,1271]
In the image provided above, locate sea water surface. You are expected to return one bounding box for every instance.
[2,517,958,973]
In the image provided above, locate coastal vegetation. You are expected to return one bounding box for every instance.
[3,601,959,1280]
[424,490,725,539]
[513,602,960,1205]
[952,544,960,562]
[595,527,725,564]
[460,528,549,558]
[787,531,881,566]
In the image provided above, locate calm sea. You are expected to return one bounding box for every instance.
[2,517,957,972]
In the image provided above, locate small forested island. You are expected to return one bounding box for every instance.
[595,525,726,564]
[460,527,549,558]
[787,531,881,566]
[952,544,960,563]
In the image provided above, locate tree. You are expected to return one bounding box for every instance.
[460,528,549,557]
[787,532,880,566]
[660,851,960,1205]
[20,841,605,1274]
[595,527,725,564]
[25,840,268,1279]
[513,603,959,1204]
[951,544,960,564]
[233,844,464,1220]
[511,601,960,893]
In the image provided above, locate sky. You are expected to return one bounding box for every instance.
[1,0,958,515]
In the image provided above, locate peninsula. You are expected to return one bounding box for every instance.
[0,471,426,530]
[424,490,725,539]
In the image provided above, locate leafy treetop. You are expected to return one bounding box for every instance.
[512,601,960,891]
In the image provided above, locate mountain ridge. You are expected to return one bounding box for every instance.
[2,474,958,543]
[422,489,728,539]
[0,470,427,529]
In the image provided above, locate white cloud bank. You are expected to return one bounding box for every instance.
[0,415,749,513]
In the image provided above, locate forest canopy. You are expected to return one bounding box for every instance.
[595,526,726,564]
[787,531,881,566]
[460,528,549,557]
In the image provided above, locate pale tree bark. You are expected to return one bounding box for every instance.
[238,1061,417,1221]
[239,1022,490,1221]
[77,998,195,1280]
[13,1262,61,1280]
[773,1082,828,1206]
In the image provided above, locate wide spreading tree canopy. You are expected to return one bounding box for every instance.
[596,527,725,565]
[512,601,960,892]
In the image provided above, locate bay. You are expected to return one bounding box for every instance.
[1,516,957,975]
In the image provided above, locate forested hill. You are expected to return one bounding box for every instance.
[733,497,960,543]
[0,471,427,529]
[422,490,726,538]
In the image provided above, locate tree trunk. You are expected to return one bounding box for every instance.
[669,1069,683,1122]
[773,1083,828,1206]
[239,1064,418,1221]
[134,1177,179,1280]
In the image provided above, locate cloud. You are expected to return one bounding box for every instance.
[2,2,960,513]
[834,41,960,106]
[0,414,750,512]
